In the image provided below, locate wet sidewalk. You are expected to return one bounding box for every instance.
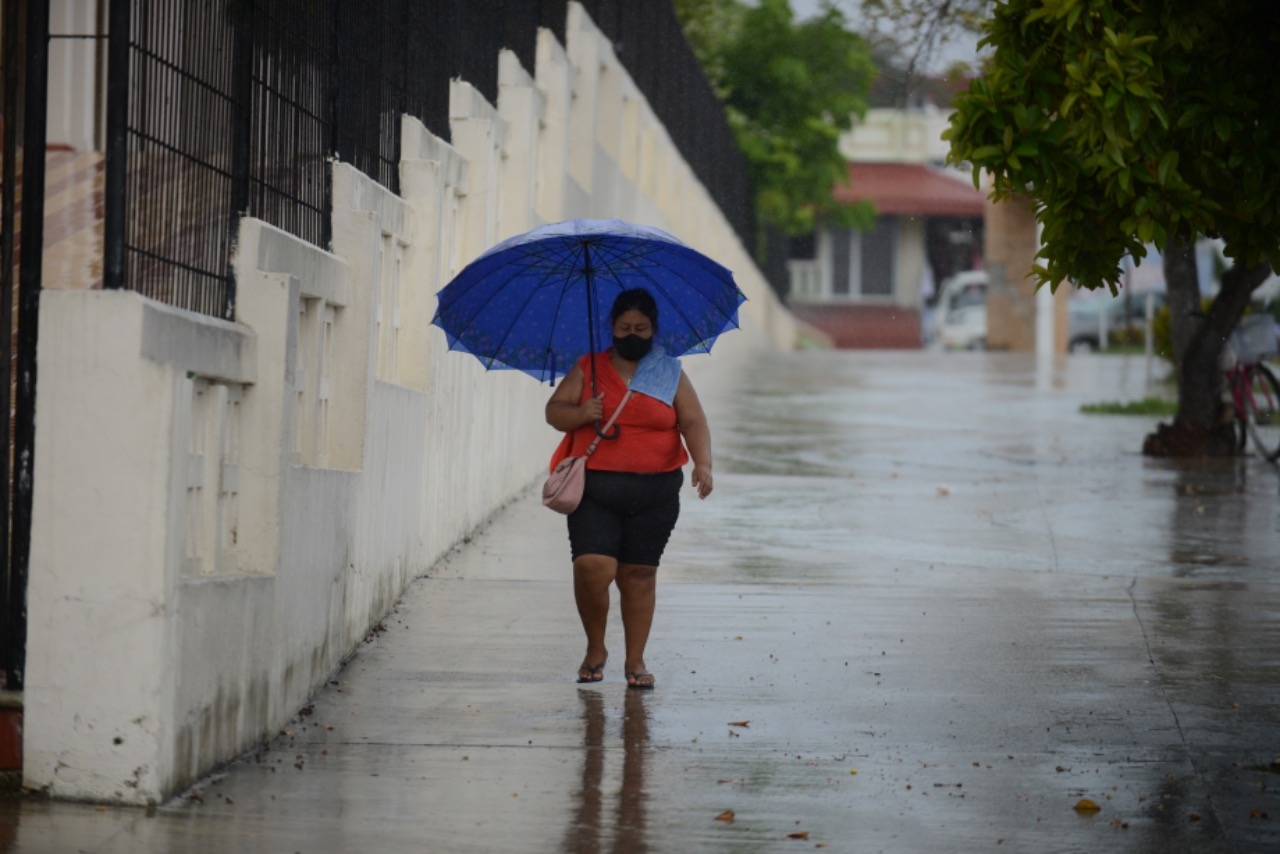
[5,350,1280,853]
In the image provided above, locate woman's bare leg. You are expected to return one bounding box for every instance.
[574,554,617,680]
[616,563,658,686]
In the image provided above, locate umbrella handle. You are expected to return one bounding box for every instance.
[594,420,620,440]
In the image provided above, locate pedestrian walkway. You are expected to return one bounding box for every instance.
[4,350,1279,853]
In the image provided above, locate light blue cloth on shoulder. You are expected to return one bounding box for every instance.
[629,346,682,405]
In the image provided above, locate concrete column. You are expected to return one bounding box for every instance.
[497,50,545,238]
[535,28,575,221]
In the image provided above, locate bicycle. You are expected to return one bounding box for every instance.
[1221,313,1280,461]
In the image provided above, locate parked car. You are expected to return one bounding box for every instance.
[1067,291,1166,352]
[934,270,988,350]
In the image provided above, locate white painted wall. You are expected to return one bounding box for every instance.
[839,106,953,165]
[24,4,797,804]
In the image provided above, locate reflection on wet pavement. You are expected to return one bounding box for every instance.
[563,690,650,854]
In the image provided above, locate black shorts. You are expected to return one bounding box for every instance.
[568,469,683,567]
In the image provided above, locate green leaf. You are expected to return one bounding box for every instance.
[1125,98,1144,135]
[1158,151,1178,185]
[1149,101,1169,129]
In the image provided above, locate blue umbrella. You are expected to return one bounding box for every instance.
[431,219,746,386]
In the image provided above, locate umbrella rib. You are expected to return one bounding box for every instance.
[473,241,591,380]
[441,241,580,345]
[481,266,578,376]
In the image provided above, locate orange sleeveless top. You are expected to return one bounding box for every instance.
[549,353,689,474]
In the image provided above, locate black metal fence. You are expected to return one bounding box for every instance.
[0,0,23,691]
[105,0,764,321]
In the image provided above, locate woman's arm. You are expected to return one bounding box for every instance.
[674,371,713,499]
[545,365,603,432]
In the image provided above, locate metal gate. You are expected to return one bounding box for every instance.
[0,0,46,696]
[1,0,46,694]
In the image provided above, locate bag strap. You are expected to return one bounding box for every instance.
[584,389,634,457]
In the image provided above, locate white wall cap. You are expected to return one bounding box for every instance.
[139,293,257,385]
[246,218,350,307]
[499,49,534,91]
[334,162,406,236]
[449,80,501,126]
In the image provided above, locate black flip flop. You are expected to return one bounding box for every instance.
[577,660,606,683]
[625,671,655,690]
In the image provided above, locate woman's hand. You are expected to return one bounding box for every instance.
[579,393,604,425]
[691,463,713,499]
[546,366,603,431]
[675,372,714,499]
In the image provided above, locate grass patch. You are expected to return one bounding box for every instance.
[1080,397,1178,416]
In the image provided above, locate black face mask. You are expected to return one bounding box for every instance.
[612,334,653,362]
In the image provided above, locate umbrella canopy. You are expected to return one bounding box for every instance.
[431,219,746,383]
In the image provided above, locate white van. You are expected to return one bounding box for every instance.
[933,270,988,350]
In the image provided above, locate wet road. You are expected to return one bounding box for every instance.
[4,350,1279,853]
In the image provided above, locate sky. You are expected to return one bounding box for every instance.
[788,0,986,74]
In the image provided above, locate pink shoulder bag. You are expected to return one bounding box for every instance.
[543,389,634,514]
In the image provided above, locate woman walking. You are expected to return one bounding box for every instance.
[545,288,714,689]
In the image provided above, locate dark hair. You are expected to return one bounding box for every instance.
[610,288,659,330]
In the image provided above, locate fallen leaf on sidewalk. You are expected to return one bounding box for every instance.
[1074,799,1101,814]
[728,721,749,728]
[715,810,735,823]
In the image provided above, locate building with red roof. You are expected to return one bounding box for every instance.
[788,102,987,349]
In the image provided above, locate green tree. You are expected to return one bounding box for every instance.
[675,0,878,236]
[945,0,1280,456]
